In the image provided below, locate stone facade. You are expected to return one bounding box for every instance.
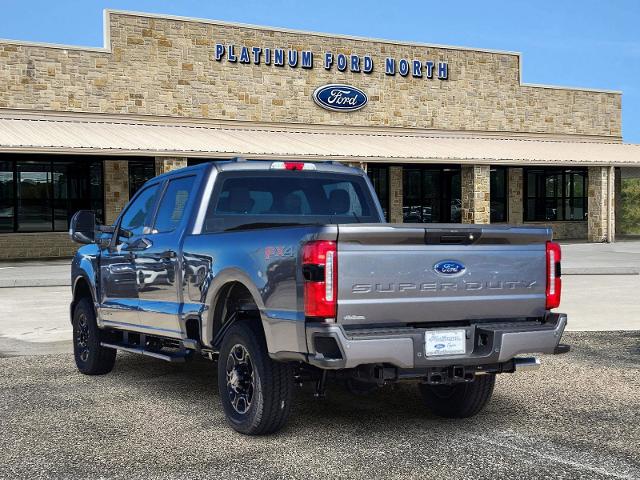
[155,156,188,175]
[507,167,524,224]
[0,232,77,259]
[461,165,490,224]
[587,166,615,242]
[104,160,130,224]
[0,11,621,138]
[388,166,403,223]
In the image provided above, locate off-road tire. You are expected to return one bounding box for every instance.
[217,320,292,435]
[419,374,496,418]
[72,298,116,375]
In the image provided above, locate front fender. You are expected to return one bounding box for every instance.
[70,246,100,324]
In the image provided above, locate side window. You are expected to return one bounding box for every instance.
[118,184,160,242]
[153,176,196,233]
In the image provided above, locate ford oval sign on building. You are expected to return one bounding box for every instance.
[312,84,368,112]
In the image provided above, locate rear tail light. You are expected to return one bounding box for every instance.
[546,241,562,310]
[302,240,337,319]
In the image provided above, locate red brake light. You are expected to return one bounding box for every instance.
[271,161,316,171]
[302,240,337,319]
[284,162,305,171]
[546,241,562,310]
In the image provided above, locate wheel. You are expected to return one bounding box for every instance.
[72,298,116,375]
[217,320,292,435]
[419,374,496,418]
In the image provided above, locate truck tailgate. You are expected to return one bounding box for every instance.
[336,224,551,326]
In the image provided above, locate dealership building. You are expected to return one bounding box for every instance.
[0,10,639,259]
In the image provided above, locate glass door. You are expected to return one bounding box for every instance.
[17,162,52,232]
[402,166,460,223]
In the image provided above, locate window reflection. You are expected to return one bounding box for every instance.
[367,165,389,221]
[17,162,52,232]
[0,162,14,232]
[490,167,508,223]
[0,156,105,232]
[525,168,588,221]
[128,159,156,198]
[402,166,461,223]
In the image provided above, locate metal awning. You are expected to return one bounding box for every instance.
[0,112,639,166]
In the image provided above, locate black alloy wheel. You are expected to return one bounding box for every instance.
[225,344,255,415]
[72,298,116,375]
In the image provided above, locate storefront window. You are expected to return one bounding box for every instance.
[18,162,52,232]
[402,166,461,223]
[524,168,587,221]
[367,165,389,220]
[490,167,508,223]
[128,159,156,198]
[0,156,104,232]
[0,161,14,232]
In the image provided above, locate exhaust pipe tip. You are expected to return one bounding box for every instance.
[514,357,541,371]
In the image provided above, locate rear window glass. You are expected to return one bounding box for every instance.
[204,171,380,233]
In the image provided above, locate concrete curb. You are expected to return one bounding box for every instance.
[0,280,71,288]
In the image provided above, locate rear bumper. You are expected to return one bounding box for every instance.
[306,313,567,370]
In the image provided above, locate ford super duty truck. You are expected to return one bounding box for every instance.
[69,159,569,435]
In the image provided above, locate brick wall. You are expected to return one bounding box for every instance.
[155,156,188,175]
[0,232,77,259]
[388,166,403,223]
[104,159,129,224]
[0,12,621,138]
[461,165,490,224]
[587,166,614,242]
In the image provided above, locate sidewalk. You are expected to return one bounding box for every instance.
[0,259,71,287]
[560,240,640,275]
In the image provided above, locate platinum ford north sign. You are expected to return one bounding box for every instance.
[313,84,368,112]
[213,44,449,80]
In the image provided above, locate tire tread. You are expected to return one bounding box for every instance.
[73,298,116,375]
[218,320,292,435]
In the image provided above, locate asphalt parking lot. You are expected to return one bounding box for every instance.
[1,331,638,480]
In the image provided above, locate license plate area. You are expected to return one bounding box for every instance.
[424,329,467,356]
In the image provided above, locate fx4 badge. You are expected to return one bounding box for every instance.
[264,246,294,260]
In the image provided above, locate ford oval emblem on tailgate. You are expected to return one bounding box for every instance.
[312,84,368,112]
[434,260,466,276]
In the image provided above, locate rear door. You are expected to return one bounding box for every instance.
[135,174,198,335]
[99,182,161,327]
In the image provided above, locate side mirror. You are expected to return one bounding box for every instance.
[69,210,96,244]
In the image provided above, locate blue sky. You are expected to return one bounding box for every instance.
[1,0,638,142]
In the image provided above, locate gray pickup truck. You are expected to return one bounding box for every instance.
[69,159,569,435]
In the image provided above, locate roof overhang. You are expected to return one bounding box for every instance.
[0,110,638,167]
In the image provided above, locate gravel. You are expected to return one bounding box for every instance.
[1,331,638,480]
